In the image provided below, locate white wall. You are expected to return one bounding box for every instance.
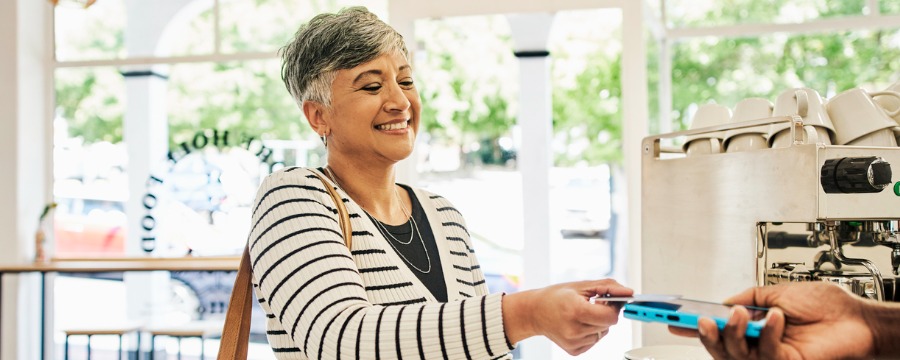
[0,0,52,359]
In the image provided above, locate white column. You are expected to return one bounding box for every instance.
[0,0,51,359]
[122,70,171,329]
[122,70,170,256]
[621,0,650,348]
[507,12,555,360]
[658,38,673,136]
[121,1,187,257]
[385,5,419,185]
[121,1,188,348]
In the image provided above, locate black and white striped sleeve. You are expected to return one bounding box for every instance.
[248,169,515,359]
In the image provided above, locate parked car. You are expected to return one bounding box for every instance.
[54,197,126,257]
[556,172,611,239]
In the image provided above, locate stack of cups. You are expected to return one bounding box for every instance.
[825,87,900,147]
[683,104,731,156]
[723,98,772,152]
[768,88,835,148]
[872,80,900,146]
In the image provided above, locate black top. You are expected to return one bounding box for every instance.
[368,184,447,302]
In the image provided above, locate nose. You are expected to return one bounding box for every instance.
[383,81,411,113]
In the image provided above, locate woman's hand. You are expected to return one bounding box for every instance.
[669,282,875,360]
[503,279,633,355]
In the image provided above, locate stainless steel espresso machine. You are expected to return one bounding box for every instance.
[640,116,900,345]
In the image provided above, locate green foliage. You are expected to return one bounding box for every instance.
[54,1,126,145]
[415,16,519,166]
[882,0,900,14]
[55,69,124,144]
[54,1,900,168]
[666,0,865,27]
[55,0,379,148]
[167,60,304,148]
[669,26,900,131]
[552,50,623,165]
[658,0,898,132]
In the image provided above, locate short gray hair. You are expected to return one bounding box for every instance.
[280,7,409,107]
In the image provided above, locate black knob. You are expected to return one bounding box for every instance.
[820,157,892,194]
[766,232,814,249]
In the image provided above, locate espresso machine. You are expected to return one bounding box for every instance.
[640,116,900,345]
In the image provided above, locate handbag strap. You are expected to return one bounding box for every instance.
[218,170,353,359]
[311,170,353,249]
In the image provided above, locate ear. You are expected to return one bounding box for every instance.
[302,100,329,136]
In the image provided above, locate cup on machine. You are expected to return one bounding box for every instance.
[768,88,835,148]
[874,80,900,123]
[872,80,900,145]
[683,103,731,156]
[723,98,772,152]
[825,87,900,147]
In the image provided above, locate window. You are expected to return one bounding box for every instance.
[664,0,869,28]
[669,28,900,130]
[53,0,386,258]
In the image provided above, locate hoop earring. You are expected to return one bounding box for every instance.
[321,134,327,148]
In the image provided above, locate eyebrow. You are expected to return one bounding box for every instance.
[352,65,412,84]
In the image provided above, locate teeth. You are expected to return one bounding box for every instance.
[376,121,409,131]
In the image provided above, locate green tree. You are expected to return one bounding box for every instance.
[55,68,125,144]
[552,50,623,165]
[166,1,331,147]
[54,3,125,145]
[667,1,900,131]
[415,16,519,167]
[167,60,305,149]
[56,0,371,148]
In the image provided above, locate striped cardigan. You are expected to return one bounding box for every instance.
[248,167,515,359]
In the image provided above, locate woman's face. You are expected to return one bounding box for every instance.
[325,51,420,165]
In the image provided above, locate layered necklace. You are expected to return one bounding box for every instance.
[323,166,432,273]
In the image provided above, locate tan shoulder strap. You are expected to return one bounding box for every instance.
[217,170,353,359]
[310,170,353,249]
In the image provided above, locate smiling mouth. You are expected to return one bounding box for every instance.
[375,121,410,131]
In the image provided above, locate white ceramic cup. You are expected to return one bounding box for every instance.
[874,80,900,125]
[825,88,900,145]
[683,103,731,156]
[686,138,723,156]
[846,128,899,147]
[768,88,835,148]
[769,126,831,148]
[724,98,772,152]
[727,133,769,152]
[624,345,713,360]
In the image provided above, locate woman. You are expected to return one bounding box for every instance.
[249,7,632,359]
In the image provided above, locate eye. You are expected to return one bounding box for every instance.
[361,84,382,92]
[399,78,415,88]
